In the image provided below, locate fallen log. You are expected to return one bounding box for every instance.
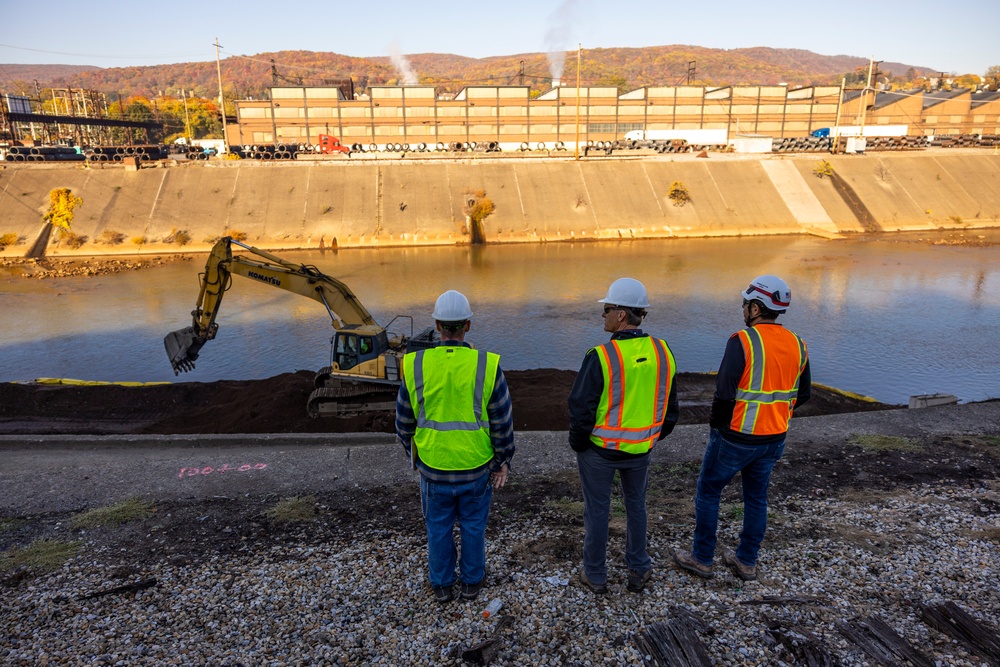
[634,607,713,667]
[919,601,1000,666]
[836,615,933,667]
[461,614,514,665]
[762,615,839,667]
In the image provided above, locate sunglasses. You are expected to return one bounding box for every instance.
[603,305,621,314]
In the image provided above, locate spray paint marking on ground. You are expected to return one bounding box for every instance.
[178,463,268,478]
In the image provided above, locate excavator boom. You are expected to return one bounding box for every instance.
[163,236,438,418]
[165,237,376,374]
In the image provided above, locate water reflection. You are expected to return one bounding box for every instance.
[1,235,998,404]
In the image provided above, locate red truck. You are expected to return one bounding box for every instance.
[318,134,351,155]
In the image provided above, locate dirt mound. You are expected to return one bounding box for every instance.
[0,370,894,436]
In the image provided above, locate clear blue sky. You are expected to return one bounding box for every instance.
[1,0,997,77]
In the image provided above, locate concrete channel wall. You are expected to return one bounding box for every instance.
[1,151,999,256]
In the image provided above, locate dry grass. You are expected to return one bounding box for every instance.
[71,498,155,530]
[265,496,318,523]
[0,539,81,574]
[847,434,922,452]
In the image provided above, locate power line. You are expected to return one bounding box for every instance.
[0,42,207,61]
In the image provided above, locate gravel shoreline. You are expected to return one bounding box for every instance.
[3,477,998,666]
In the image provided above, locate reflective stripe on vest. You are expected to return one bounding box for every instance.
[403,346,498,471]
[731,326,807,436]
[589,336,675,454]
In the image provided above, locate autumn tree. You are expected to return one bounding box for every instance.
[985,65,1000,90]
[955,73,982,89]
[45,188,83,232]
[463,190,495,245]
[45,188,87,249]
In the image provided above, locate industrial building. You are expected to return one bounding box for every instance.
[229,84,1000,150]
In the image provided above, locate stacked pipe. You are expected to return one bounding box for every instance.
[3,146,85,162]
[772,136,832,153]
[473,142,501,153]
[85,145,169,162]
[862,136,929,151]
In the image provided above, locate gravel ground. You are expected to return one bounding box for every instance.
[2,475,998,666]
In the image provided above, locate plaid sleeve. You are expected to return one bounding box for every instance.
[395,377,417,455]
[487,368,515,470]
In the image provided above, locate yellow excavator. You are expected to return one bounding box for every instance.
[164,236,438,417]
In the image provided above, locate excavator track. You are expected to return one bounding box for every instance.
[314,366,333,388]
[307,381,399,418]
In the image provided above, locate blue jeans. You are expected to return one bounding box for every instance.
[576,447,652,585]
[420,473,493,588]
[693,429,785,567]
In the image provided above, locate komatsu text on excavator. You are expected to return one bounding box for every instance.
[164,237,438,417]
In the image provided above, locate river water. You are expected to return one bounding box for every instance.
[2,233,998,404]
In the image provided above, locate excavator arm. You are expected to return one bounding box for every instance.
[164,237,377,374]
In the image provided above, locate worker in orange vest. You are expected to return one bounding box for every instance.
[674,275,810,582]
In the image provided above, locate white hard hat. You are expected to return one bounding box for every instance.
[432,290,474,321]
[742,274,791,312]
[598,277,650,309]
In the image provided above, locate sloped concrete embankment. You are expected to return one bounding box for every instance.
[1,152,998,256]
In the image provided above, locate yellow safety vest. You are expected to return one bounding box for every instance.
[403,345,499,471]
[589,336,676,454]
[730,325,808,436]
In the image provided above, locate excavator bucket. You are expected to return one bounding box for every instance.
[164,327,207,375]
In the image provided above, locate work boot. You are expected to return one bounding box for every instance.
[626,568,652,593]
[460,578,485,601]
[672,549,714,579]
[432,585,454,603]
[578,567,608,594]
[722,549,757,581]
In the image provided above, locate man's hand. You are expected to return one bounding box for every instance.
[490,463,509,489]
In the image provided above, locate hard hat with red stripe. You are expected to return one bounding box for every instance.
[742,275,791,312]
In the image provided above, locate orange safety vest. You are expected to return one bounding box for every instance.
[589,336,676,454]
[730,324,808,436]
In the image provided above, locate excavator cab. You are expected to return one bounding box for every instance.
[333,329,385,371]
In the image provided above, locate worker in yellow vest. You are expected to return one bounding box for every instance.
[396,290,515,604]
[674,274,811,582]
[569,278,679,594]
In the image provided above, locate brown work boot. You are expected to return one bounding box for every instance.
[722,549,757,581]
[672,549,714,579]
[578,567,608,594]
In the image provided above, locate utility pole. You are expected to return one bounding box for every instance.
[182,89,192,145]
[832,78,845,153]
[518,60,524,87]
[214,38,229,153]
[858,57,875,128]
[687,61,697,85]
[574,44,581,160]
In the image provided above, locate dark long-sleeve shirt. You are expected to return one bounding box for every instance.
[709,323,811,445]
[568,329,680,459]
[396,341,515,483]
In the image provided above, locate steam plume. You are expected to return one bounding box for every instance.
[388,40,418,86]
[544,0,581,85]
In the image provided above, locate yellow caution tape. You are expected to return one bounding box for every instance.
[31,378,172,387]
[812,382,879,403]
